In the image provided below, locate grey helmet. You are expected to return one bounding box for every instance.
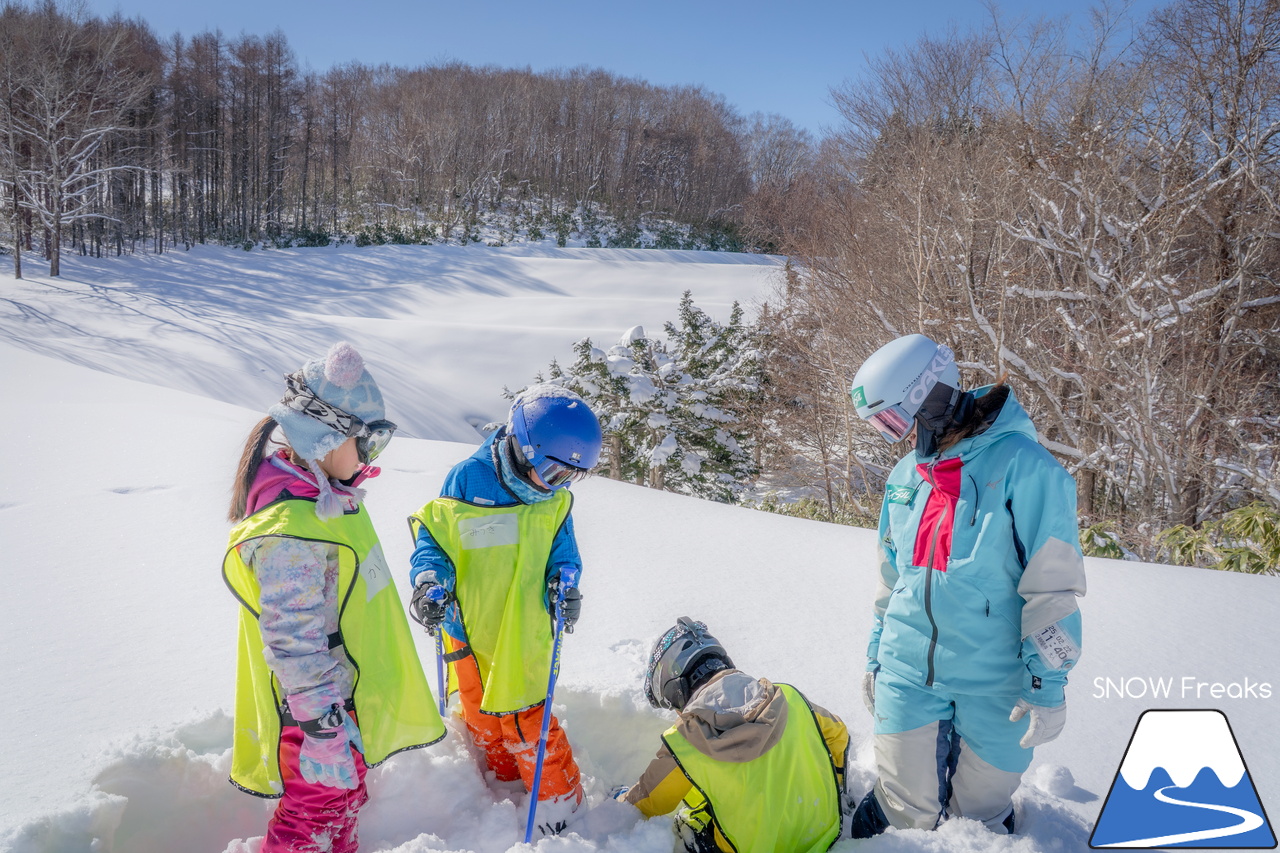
[850,334,960,443]
[644,617,734,711]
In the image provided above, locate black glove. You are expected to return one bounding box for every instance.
[410,582,451,633]
[547,576,582,633]
[559,585,582,632]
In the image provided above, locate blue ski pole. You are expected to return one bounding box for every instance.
[424,585,448,716]
[433,629,447,716]
[523,566,580,844]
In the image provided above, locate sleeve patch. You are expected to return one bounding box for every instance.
[1030,622,1081,670]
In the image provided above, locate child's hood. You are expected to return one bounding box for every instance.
[674,670,788,762]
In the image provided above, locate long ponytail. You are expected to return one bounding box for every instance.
[228,416,280,523]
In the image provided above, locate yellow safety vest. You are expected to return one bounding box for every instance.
[223,498,446,797]
[663,685,842,853]
[408,491,572,714]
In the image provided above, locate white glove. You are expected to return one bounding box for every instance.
[1009,698,1066,749]
[861,670,877,717]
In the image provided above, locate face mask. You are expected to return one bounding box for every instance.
[914,383,974,457]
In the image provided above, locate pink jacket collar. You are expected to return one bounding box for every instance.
[246,450,379,515]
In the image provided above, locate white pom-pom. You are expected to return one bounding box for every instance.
[325,341,364,389]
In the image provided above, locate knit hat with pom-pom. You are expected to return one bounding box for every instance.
[269,341,386,462]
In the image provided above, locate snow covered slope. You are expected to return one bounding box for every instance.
[0,244,780,443]
[1,246,1276,853]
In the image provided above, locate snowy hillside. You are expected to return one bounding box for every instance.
[1,245,1277,853]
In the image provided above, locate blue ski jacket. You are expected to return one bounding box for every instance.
[867,386,1086,708]
[408,428,583,641]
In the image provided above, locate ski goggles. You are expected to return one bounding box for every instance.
[352,419,397,464]
[865,403,915,443]
[535,456,593,489]
[280,371,398,463]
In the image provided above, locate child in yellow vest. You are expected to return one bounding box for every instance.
[408,384,602,837]
[223,342,444,852]
[616,618,849,853]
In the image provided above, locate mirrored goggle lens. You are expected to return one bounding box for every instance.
[538,457,591,488]
[356,421,397,463]
[868,405,913,442]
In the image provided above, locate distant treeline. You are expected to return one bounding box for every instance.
[0,1,814,274]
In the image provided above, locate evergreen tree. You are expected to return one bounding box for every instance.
[525,293,762,503]
[661,292,763,501]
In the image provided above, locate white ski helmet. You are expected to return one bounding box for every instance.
[644,617,733,711]
[850,334,960,443]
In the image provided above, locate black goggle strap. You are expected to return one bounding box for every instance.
[280,371,363,437]
[281,372,398,440]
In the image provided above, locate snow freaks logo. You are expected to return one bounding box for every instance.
[1090,710,1276,848]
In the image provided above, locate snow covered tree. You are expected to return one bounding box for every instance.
[527,293,762,503]
[660,291,763,500]
[0,3,154,275]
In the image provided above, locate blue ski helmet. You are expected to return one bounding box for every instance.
[509,385,603,490]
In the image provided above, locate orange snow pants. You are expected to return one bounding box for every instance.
[449,637,581,801]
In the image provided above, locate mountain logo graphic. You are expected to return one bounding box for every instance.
[1090,710,1276,848]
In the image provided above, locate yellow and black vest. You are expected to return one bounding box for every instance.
[224,498,446,797]
[408,491,572,714]
[664,685,842,853]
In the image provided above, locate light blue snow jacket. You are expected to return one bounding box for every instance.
[408,428,583,641]
[866,387,1086,708]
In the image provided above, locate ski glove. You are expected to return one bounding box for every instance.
[559,586,582,633]
[547,574,582,633]
[410,580,452,633]
[287,686,363,790]
[1009,698,1066,749]
[609,785,631,800]
[861,669,877,717]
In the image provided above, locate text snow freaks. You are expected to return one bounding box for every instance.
[1093,677,1273,701]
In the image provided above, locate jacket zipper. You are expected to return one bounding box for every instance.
[921,462,943,687]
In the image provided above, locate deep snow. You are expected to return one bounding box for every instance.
[0,244,1276,853]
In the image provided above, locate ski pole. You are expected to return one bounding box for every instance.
[433,628,447,716]
[523,565,580,844]
[424,585,448,716]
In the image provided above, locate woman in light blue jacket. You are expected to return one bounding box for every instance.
[847,334,1086,837]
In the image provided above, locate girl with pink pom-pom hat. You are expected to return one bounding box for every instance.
[221,342,445,852]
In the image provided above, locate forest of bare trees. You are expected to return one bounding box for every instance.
[762,0,1280,559]
[2,0,1275,562]
[0,1,806,274]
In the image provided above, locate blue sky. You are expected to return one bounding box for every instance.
[87,0,1165,136]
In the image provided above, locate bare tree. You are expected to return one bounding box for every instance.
[773,0,1280,549]
[1,1,153,275]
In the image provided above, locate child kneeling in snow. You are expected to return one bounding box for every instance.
[615,618,849,853]
[223,342,444,852]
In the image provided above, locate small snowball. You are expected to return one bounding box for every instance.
[324,341,364,389]
[1035,763,1076,797]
